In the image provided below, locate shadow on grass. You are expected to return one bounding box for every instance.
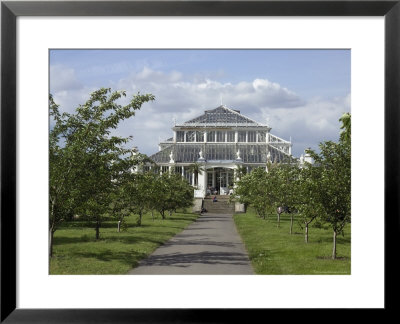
[59,214,196,229]
[70,249,148,267]
[59,221,121,229]
[53,236,97,245]
[315,236,351,244]
[54,230,180,246]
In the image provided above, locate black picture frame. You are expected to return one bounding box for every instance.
[1,0,399,322]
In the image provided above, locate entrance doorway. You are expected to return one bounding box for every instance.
[207,167,234,195]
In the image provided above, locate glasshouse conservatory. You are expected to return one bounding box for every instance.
[146,105,293,198]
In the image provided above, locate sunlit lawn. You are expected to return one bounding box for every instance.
[50,210,198,274]
[234,208,351,275]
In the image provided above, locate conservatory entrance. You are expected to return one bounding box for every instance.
[206,167,235,195]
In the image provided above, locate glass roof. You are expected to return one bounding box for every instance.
[180,106,263,127]
[150,143,289,164]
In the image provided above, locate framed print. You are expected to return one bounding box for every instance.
[1,0,399,322]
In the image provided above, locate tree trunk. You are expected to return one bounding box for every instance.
[277,213,280,228]
[117,220,121,233]
[305,223,309,243]
[169,210,172,218]
[332,230,337,259]
[49,200,56,257]
[151,210,154,221]
[290,215,293,234]
[49,228,54,257]
[95,220,100,240]
[138,212,142,226]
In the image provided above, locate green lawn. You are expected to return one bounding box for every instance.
[50,210,198,274]
[233,208,351,275]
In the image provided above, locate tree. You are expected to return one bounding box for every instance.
[126,172,156,226]
[234,167,276,220]
[145,170,160,221]
[234,165,247,182]
[232,171,253,212]
[111,152,156,229]
[307,113,351,258]
[152,172,194,219]
[270,159,299,231]
[339,112,351,145]
[166,173,194,217]
[187,162,205,186]
[49,88,154,255]
[109,186,130,232]
[295,164,325,243]
[49,95,82,256]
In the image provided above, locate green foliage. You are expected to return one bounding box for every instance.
[234,114,351,253]
[268,159,300,229]
[235,161,298,221]
[294,164,326,241]
[234,167,276,219]
[234,165,247,181]
[307,144,351,233]
[152,172,194,219]
[187,162,205,186]
[113,172,159,226]
[268,159,299,209]
[306,113,351,258]
[49,88,155,255]
[339,112,351,145]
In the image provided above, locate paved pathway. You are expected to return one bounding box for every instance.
[128,213,254,275]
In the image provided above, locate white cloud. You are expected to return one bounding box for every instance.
[115,67,304,115]
[50,65,98,115]
[50,65,350,157]
[50,65,82,92]
[253,95,351,156]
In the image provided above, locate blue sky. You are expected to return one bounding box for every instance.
[50,49,350,157]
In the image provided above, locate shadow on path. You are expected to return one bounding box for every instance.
[128,213,254,275]
[139,251,251,268]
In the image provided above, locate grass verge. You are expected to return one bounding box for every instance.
[233,208,350,275]
[50,210,198,274]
